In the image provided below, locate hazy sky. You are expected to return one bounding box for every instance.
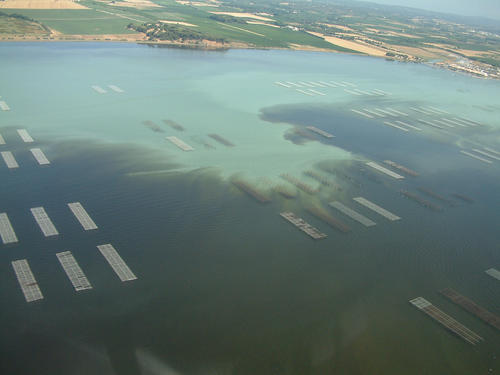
[367,0,500,20]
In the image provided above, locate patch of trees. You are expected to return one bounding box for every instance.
[0,11,51,32]
[128,22,226,44]
[209,14,246,24]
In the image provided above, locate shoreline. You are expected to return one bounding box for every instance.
[0,35,498,81]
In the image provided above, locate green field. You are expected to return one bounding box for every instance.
[1,9,136,34]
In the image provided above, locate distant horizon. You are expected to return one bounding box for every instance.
[365,0,500,21]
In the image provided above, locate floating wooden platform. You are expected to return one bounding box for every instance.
[400,190,442,212]
[440,118,466,127]
[68,202,98,230]
[165,136,194,151]
[384,121,409,132]
[353,197,400,221]
[366,162,405,179]
[57,251,92,291]
[1,151,19,169]
[280,212,327,240]
[364,108,385,117]
[209,133,235,147]
[472,149,500,161]
[484,147,500,156]
[108,85,124,93]
[351,109,374,118]
[0,101,10,111]
[329,201,376,227]
[143,120,163,133]
[232,179,271,203]
[17,129,34,143]
[30,148,50,165]
[306,206,351,233]
[296,89,314,96]
[371,89,390,95]
[452,193,474,203]
[0,134,5,145]
[97,244,137,282]
[460,150,492,164]
[418,119,444,130]
[307,89,326,96]
[12,259,43,302]
[162,119,184,131]
[395,120,422,131]
[418,187,455,206]
[386,108,408,116]
[91,85,107,94]
[304,170,340,189]
[383,160,419,177]
[306,126,334,138]
[275,81,292,88]
[31,207,58,237]
[375,108,397,116]
[0,213,18,244]
[409,297,483,345]
[280,174,318,194]
[440,288,500,331]
[485,268,500,281]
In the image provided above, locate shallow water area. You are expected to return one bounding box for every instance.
[0,42,500,375]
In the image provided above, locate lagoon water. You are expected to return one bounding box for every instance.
[0,42,500,374]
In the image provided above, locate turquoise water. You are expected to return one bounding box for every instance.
[0,42,499,374]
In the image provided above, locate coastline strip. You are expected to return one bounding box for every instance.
[12,259,43,302]
[97,244,137,282]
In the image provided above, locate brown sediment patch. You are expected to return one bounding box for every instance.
[0,0,87,9]
[288,43,332,52]
[159,20,198,27]
[307,31,387,56]
[390,45,443,59]
[209,11,273,21]
[176,0,220,6]
[109,0,162,8]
